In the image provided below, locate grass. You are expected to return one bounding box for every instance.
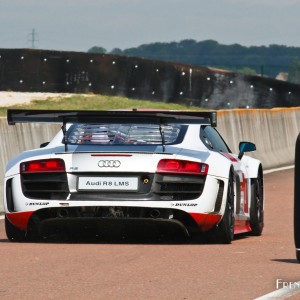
[0,94,204,116]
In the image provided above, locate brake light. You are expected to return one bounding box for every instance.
[20,159,66,173]
[157,159,208,175]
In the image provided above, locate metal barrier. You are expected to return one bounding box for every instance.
[1,48,300,109]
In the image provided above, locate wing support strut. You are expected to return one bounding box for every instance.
[159,120,166,153]
[61,119,68,152]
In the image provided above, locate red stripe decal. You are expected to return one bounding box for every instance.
[190,214,252,234]
[222,152,238,162]
[189,213,222,232]
[240,173,249,213]
[91,154,132,157]
[234,220,252,234]
[6,211,34,231]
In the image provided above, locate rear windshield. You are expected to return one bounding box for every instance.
[66,123,187,145]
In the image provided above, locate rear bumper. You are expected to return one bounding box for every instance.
[37,217,190,239]
[5,206,222,237]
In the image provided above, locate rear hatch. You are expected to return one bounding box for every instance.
[14,112,215,203]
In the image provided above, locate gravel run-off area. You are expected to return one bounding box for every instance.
[0,91,77,107]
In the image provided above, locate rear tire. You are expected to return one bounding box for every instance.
[214,170,235,244]
[5,216,27,242]
[295,134,300,263]
[250,175,264,236]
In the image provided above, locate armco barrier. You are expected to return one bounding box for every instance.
[1,108,299,212]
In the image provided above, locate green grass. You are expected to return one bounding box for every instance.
[0,94,204,116]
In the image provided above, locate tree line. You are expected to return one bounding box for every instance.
[88,39,300,84]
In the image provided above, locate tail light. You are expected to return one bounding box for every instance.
[157,159,208,176]
[20,159,66,173]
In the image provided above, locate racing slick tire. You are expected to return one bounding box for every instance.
[297,250,300,263]
[213,170,235,244]
[295,133,300,263]
[250,175,264,236]
[5,216,27,242]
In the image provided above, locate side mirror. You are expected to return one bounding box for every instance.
[238,141,256,160]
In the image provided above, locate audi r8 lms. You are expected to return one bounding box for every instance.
[4,109,264,243]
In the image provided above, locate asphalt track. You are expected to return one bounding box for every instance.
[0,168,299,300]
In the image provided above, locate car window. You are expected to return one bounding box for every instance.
[66,123,187,145]
[200,125,231,153]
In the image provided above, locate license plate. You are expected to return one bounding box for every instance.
[77,177,138,191]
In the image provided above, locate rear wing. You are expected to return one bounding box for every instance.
[7,109,217,127]
[7,109,217,152]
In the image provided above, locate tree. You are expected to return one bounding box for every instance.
[88,40,300,77]
[289,58,300,84]
[110,48,123,55]
[87,46,107,54]
[238,67,257,75]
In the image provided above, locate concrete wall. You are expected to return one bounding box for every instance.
[217,108,300,169]
[1,108,299,212]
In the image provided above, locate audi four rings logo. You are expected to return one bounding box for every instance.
[98,160,121,168]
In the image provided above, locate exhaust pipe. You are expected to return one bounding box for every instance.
[150,209,161,218]
[57,208,69,218]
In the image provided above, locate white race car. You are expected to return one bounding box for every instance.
[4,109,264,243]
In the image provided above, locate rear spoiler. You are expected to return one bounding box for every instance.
[7,109,217,127]
[7,109,217,152]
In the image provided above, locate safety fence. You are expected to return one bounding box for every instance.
[1,48,300,109]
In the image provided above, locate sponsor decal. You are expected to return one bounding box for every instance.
[25,202,50,206]
[171,203,198,207]
[69,167,79,171]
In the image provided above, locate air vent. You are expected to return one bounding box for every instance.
[21,173,69,200]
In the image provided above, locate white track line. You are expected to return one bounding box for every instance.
[254,282,300,299]
[264,165,294,174]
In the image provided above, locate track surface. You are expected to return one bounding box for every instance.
[0,168,299,299]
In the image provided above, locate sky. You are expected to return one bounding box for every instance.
[1,0,300,52]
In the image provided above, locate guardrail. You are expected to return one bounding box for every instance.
[1,108,299,212]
